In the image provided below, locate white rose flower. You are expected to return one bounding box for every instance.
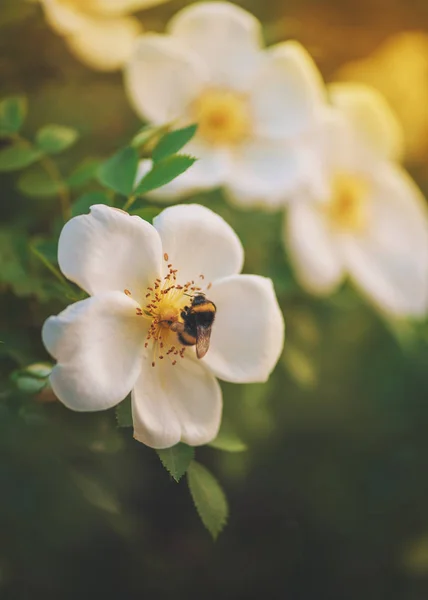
[125,1,326,206]
[39,0,170,71]
[284,83,428,318]
[42,204,284,449]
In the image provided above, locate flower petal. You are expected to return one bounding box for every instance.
[58,204,162,298]
[42,291,146,411]
[250,41,326,139]
[153,204,244,283]
[132,354,222,448]
[226,139,311,207]
[285,202,344,294]
[40,0,85,34]
[168,1,263,90]
[329,83,404,162]
[65,15,142,71]
[341,164,428,316]
[320,107,368,177]
[89,0,171,16]
[203,275,284,383]
[124,34,207,123]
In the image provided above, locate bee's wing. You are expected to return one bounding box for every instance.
[195,324,212,359]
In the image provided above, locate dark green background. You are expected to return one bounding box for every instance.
[1,0,428,598]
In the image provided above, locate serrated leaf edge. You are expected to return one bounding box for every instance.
[157,444,195,482]
[187,461,229,540]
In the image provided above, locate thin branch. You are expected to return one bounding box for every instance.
[11,133,71,221]
[123,195,136,212]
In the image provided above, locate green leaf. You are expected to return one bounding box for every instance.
[12,375,46,394]
[131,206,162,222]
[152,124,197,162]
[208,422,247,453]
[0,228,39,296]
[157,443,194,482]
[187,461,229,539]
[17,167,62,198]
[11,362,53,394]
[98,146,138,196]
[71,191,111,217]
[130,124,164,149]
[115,396,132,428]
[0,95,27,136]
[67,158,102,188]
[36,124,78,155]
[0,229,44,298]
[0,144,41,171]
[135,154,196,195]
[22,362,53,379]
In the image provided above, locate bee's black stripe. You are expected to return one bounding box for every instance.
[190,302,216,314]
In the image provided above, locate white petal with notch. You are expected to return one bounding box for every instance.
[58,204,162,298]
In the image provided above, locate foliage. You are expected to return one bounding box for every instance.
[1,3,428,595]
[157,443,195,482]
[134,154,196,195]
[0,95,27,136]
[187,461,229,540]
[152,124,198,162]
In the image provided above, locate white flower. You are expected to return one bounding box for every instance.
[42,204,284,449]
[284,83,428,318]
[39,0,170,71]
[125,1,326,206]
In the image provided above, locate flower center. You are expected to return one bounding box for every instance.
[327,173,369,231]
[192,89,251,145]
[128,255,211,367]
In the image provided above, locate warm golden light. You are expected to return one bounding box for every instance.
[60,0,95,10]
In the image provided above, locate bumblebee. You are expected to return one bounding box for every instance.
[171,294,216,359]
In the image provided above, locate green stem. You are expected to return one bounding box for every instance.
[40,155,71,221]
[11,133,71,222]
[30,245,77,300]
[123,195,136,212]
[30,245,66,286]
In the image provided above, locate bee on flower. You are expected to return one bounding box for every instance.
[38,0,170,71]
[42,204,284,449]
[283,83,428,318]
[125,1,327,207]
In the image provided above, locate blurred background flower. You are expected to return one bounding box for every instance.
[1,0,428,598]
[125,2,327,206]
[38,0,171,71]
[284,83,428,317]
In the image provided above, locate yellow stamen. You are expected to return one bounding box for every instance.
[130,262,212,365]
[328,173,370,232]
[139,264,196,366]
[192,89,251,145]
